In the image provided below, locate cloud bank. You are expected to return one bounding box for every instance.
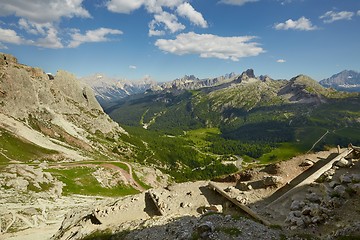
[155,32,264,61]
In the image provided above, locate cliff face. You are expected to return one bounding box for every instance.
[0,53,127,161]
[0,53,124,136]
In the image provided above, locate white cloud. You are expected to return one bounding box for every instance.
[129,65,137,69]
[274,17,318,31]
[18,18,64,48]
[176,3,208,28]
[107,0,144,14]
[154,11,185,33]
[219,0,258,6]
[320,11,354,23]
[18,18,54,36]
[106,0,187,14]
[145,0,186,14]
[0,28,26,45]
[107,0,208,36]
[34,27,63,49]
[0,25,63,49]
[276,59,286,63]
[149,20,166,36]
[69,28,123,48]
[155,32,264,61]
[0,0,90,24]
[358,10,360,16]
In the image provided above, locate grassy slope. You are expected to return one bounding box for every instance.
[106,79,360,181]
[0,128,58,164]
[46,166,139,197]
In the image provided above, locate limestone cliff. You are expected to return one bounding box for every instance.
[0,52,125,159]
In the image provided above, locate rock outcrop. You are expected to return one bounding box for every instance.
[0,52,125,159]
[0,53,123,135]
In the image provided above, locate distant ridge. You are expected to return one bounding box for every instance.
[319,70,360,92]
[80,74,157,105]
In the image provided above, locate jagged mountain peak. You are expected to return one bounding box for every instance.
[0,52,125,160]
[80,74,157,104]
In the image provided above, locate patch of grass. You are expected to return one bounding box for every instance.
[0,128,58,163]
[27,182,54,192]
[81,229,113,240]
[110,162,130,173]
[46,166,139,197]
[132,172,152,190]
[258,143,301,164]
[269,224,282,230]
[183,128,221,149]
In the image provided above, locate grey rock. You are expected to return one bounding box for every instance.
[329,181,340,188]
[306,192,321,203]
[333,185,347,198]
[348,183,360,195]
[293,210,302,218]
[290,200,305,211]
[326,197,343,209]
[351,174,360,183]
[301,207,311,216]
[339,174,352,184]
[196,221,214,238]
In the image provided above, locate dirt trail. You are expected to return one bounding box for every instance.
[101,163,145,192]
[50,161,145,192]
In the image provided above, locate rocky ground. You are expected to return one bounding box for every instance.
[1,148,359,240]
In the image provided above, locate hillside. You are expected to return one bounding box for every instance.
[0,53,169,237]
[320,70,360,92]
[107,70,360,168]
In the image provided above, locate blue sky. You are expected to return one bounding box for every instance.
[0,0,359,82]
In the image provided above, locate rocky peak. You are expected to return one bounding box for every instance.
[259,75,272,82]
[0,53,18,64]
[319,70,360,92]
[278,75,327,104]
[0,52,125,157]
[235,69,256,83]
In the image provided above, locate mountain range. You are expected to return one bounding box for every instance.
[106,69,360,162]
[82,69,360,110]
[319,70,360,92]
[80,74,157,106]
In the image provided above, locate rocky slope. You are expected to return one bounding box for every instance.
[50,148,360,240]
[320,70,360,92]
[0,53,125,153]
[0,53,170,239]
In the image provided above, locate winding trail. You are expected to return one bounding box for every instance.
[307,130,329,153]
[50,160,145,192]
[101,162,145,192]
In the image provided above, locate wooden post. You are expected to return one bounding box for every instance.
[208,182,271,226]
